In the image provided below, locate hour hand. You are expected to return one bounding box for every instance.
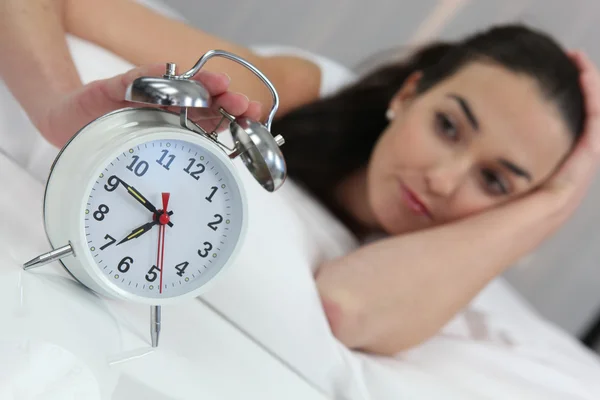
[116,221,158,246]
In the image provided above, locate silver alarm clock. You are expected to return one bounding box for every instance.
[23,50,287,347]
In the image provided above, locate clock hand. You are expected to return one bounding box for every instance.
[116,221,158,246]
[152,193,169,347]
[115,210,174,246]
[116,177,158,214]
[158,192,170,295]
[162,192,170,216]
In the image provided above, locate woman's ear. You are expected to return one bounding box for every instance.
[388,71,423,117]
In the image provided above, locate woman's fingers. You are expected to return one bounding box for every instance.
[210,92,250,116]
[185,91,251,124]
[579,54,600,137]
[192,71,230,97]
[243,101,263,121]
[567,50,583,68]
[543,51,600,200]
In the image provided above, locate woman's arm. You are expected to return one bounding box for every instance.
[0,0,82,127]
[316,192,562,355]
[0,0,259,147]
[317,51,600,355]
[63,0,322,118]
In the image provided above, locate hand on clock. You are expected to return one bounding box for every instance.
[116,177,157,214]
[116,220,157,246]
[158,193,170,294]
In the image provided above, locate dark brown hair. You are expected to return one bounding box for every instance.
[271,24,585,231]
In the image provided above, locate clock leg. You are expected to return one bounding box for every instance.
[151,305,161,347]
[23,244,74,270]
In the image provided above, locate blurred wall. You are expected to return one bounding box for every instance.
[161,0,600,338]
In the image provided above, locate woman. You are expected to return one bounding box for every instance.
[2,0,600,356]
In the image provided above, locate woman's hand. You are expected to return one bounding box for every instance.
[36,63,263,148]
[534,51,600,220]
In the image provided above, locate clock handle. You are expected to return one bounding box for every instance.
[178,49,280,131]
[23,243,74,270]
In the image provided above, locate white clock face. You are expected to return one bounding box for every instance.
[83,138,244,299]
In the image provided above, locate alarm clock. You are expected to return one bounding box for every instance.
[23,50,287,347]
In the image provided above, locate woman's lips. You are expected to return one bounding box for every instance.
[399,182,432,218]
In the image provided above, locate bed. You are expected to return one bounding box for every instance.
[1,1,600,399]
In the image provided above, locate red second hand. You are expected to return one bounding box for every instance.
[159,193,170,294]
[159,225,165,293]
[156,224,163,294]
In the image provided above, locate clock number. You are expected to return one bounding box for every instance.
[198,242,213,258]
[205,186,218,202]
[126,155,149,177]
[207,214,223,231]
[104,175,120,192]
[145,265,160,282]
[183,158,205,180]
[175,261,189,277]
[118,256,133,273]
[93,204,110,221]
[100,234,116,250]
[156,150,176,170]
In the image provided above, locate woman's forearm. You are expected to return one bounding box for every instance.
[63,0,321,117]
[0,0,81,126]
[315,192,564,355]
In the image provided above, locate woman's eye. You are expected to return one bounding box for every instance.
[435,112,458,141]
[481,169,508,195]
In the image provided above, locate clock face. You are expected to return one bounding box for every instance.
[83,138,244,299]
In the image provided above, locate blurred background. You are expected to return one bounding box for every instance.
[160,0,600,353]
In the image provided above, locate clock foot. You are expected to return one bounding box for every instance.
[23,244,74,270]
[151,305,161,347]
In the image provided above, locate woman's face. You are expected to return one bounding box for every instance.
[367,62,573,235]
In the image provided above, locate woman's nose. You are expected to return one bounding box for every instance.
[424,155,471,197]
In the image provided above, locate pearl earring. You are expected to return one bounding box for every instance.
[385,109,395,121]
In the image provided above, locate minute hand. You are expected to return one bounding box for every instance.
[117,178,158,214]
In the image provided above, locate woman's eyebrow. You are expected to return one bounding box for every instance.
[448,94,479,131]
[498,159,532,181]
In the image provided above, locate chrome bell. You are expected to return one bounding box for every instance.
[230,117,286,192]
[125,63,211,107]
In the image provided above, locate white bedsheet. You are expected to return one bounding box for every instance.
[1,1,600,398]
